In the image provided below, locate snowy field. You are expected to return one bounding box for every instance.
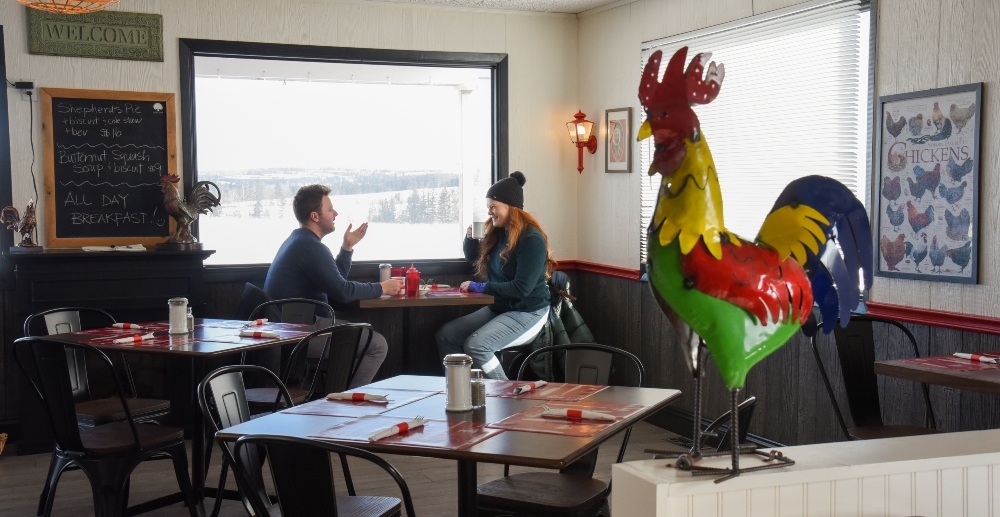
[200,191,467,265]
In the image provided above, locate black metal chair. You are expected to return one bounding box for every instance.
[23,307,172,427]
[13,337,197,517]
[232,434,416,517]
[246,323,372,413]
[811,315,938,440]
[24,308,173,517]
[198,365,295,517]
[476,343,644,517]
[654,396,757,454]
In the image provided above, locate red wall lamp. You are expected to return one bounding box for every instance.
[566,111,597,173]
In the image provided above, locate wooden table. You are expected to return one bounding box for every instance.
[875,356,1000,397]
[46,318,312,506]
[217,375,681,516]
[356,291,494,371]
[357,290,493,308]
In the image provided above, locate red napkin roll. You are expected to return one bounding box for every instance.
[112,333,155,344]
[327,392,389,403]
[112,323,144,329]
[368,417,426,441]
[512,380,547,395]
[239,330,280,339]
[540,406,615,421]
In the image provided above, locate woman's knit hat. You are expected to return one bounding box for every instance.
[486,171,526,209]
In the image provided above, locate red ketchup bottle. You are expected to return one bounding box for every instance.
[405,264,421,297]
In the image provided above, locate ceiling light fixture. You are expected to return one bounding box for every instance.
[16,0,119,14]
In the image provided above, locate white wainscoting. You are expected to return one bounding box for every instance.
[612,429,1000,516]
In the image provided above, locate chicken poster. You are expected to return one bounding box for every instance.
[876,83,981,284]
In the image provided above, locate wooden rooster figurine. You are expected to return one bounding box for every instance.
[159,174,221,248]
[1,199,39,248]
[640,47,873,480]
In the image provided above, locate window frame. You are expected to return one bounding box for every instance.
[636,0,877,275]
[178,39,508,277]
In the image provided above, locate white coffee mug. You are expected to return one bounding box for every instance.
[472,221,486,239]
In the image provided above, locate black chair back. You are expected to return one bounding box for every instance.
[14,337,141,453]
[24,307,119,401]
[702,396,756,452]
[233,282,273,320]
[517,343,644,473]
[812,315,936,439]
[199,365,294,517]
[249,298,334,324]
[234,434,416,517]
[283,324,374,398]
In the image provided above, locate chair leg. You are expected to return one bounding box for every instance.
[339,452,357,496]
[211,461,229,517]
[167,443,201,517]
[37,452,61,516]
[40,454,74,517]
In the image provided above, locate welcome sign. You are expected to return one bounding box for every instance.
[27,8,162,62]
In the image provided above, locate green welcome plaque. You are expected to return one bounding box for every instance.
[27,8,162,62]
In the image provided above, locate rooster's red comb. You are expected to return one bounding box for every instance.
[639,47,725,110]
[160,174,180,184]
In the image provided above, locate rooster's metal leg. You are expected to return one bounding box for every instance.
[689,344,705,459]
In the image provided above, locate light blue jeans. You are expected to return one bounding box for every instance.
[435,305,549,380]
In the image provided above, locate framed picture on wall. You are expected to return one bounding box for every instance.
[874,83,982,284]
[605,107,632,173]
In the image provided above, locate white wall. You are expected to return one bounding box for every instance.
[1,0,580,261]
[577,0,1000,319]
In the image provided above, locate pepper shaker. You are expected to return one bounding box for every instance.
[470,369,486,408]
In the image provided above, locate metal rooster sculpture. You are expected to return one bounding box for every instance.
[1,199,39,249]
[640,47,873,481]
[158,174,221,249]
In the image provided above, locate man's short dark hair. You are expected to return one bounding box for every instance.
[293,184,331,223]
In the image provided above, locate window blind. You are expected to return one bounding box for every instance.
[638,0,871,265]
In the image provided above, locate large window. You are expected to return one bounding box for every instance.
[179,42,507,266]
[639,0,872,265]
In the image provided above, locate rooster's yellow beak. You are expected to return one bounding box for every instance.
[638,120,652,141]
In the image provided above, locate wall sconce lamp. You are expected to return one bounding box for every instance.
[566,110,597,173]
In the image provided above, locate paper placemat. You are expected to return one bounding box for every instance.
[81,334,202,349]
[902,356,1000,372]
[487,400,646,437]
[282,389,439,418]
[310,415,502,450]
[484,380,608,401]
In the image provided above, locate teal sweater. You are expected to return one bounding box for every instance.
[464,226,549,314]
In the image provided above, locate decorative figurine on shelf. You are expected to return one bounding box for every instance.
[157,174,221,250]
[1,199,41,251]
[639,47,873,482]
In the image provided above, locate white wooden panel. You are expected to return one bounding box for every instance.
[239,0,288,44]
[750,486,778,516]
[967,465,990,517]
[285,0,313,46]
[470,13,507,53]
[834,478,860,516]
[778,484,804,517]
[305,0,341,46]
[886,473,914,516]
[941,467,966,515]
[806,481,832,517]
[914,470,939,517]
[722,488,750,516]
[860,475,886,516]
[692,492,721,516]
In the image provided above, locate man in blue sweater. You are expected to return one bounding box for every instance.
[264,185,404,387]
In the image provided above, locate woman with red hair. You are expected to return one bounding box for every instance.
[435,171,556,380]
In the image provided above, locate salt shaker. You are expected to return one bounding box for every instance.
[470,369,486,408]
[168,297,188,334]
[443,354,473,412]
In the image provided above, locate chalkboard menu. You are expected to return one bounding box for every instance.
[41,88,175,247]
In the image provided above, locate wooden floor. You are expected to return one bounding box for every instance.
[0,421,680,516]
